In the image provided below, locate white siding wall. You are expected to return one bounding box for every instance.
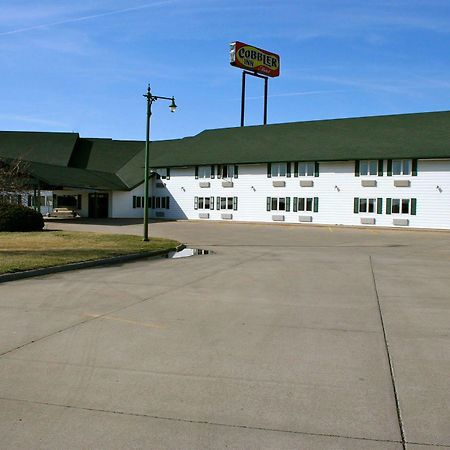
[111,160,450,230]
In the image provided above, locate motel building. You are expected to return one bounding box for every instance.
[0,110,449,230]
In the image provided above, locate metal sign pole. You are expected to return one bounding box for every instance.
[240,71,246,127]
[240,71,269,127]
[263,76,268,125]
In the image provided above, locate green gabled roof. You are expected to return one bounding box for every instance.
[0,131,79,166]
[146,110,450,167]
[0,132,142,190]
[69,138,144,173]
[23,160,129,191]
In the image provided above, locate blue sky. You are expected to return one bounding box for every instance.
[1,0,449,141]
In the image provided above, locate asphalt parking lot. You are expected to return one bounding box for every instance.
[1,220,449,449]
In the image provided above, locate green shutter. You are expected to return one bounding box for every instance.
[287,162,291,178]
[266,197,271,211]
[378,160,383,176]
[353,197,359,214]
[234,165,238,178]
[217,165,222,179]
[195,166,198,179]
[216,196,220,210]
[166,196,170,209]
[377,198,383,214]
[294,162,298,177]
[387,160,392,176]
[210,196,214,210]
[293,197,298,212]
[211,165,215,179]
[194,197,198,210]
[233,197,238,211]
[313,197,319,213]
[411,198,417,215]
[412,159,418,176]
[166,168,170,180]
[386,198,392,214]
[286,197,290,212]
[314,162,320,177]
[132,196,136,209]
[355,160,360,177]
[267,163,272,178]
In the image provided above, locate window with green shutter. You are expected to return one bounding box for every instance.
[313,197,319,213]
[387,160,392,176]
[378,160,384,176]
[411,198,417,215]
[412,159,418,176]
[355,160,360,177]
[386,198,392,214]
[377,198,383,214]
[354,197,359,214]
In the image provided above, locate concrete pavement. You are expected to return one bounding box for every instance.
[1,220,449,449]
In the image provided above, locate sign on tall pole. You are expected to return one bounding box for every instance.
[230,41,280,126]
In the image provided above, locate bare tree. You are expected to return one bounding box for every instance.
[0,159,32,205]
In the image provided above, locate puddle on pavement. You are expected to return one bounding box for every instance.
[166,248,213,259]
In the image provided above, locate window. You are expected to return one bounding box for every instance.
[271,163,287,177]
[389,198,415,214]
[298,162,314,177]
[360,160,378,176]
[198,166,211,179]
[194,196,214,210]
[0,194,21,205]
[354,197,382,214]
[217,164,237,178]
[392,159,411,176]
[156,168,169,179]
[299,197,312,212]
[293,197,319,212]
[216,196,237,210]
[133,196,170,209]
[358,198,377,213]
[267,197,290,211]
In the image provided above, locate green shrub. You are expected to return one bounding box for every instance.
[0,204,44,232]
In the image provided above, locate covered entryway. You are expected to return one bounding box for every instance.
[88,192,109,218]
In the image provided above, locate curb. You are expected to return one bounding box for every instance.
[0,243,186,284]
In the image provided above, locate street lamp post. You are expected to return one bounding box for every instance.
[143,85,177,241]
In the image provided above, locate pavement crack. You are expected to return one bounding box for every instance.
[369,256,406,450]
[0,395,403,445]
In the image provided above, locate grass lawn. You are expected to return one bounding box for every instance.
[0,231,180,274]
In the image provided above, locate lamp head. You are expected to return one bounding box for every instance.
[169,97,177,113]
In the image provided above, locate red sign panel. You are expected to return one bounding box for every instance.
[230,41,280,78]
